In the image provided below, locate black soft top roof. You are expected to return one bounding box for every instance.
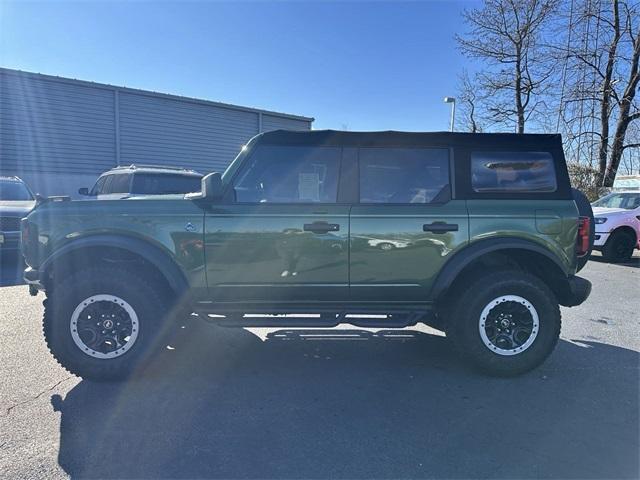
[257,129,563,149]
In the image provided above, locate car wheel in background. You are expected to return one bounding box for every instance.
[602,230,636,263]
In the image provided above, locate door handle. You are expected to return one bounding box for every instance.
[423,222,459,234]
[303,222,340,234]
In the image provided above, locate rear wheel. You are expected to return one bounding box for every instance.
[446,270,561,376]
[602,230,636,263]
[44,266,171,381]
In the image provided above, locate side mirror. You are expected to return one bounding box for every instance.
[187,172,223,202]
[78,187,89,196]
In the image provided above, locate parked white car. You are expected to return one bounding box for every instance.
[592,190,640,262]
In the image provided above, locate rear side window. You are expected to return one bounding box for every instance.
[359,148,450,204]
[131,174,202,195]
[471,152,557,193]
[233,145,341,203]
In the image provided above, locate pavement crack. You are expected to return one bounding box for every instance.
[3,376,74,417]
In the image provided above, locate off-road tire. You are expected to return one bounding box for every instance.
[43,266,171,381]
[446,270,561,376]
[602,230,636,263]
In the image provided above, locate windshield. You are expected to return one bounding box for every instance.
[221,136,261,186]
[593,192,640,210]
[131,173,202,195]
[0,180,34,201]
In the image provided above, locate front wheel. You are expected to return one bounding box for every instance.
[43,267,171,381]
[446,270,561,376]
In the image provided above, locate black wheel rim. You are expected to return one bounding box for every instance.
[479,295,539,356]
[70,295,139,358]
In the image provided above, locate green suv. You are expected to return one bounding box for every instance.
[21,130,593,380]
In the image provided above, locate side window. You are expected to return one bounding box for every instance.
[131,174,202,194]
[90,176,107,195]
[359,148,450,204]
[108,174,131,194]
[233,146,341,203]
[471,152,557,193]
[99,175,114,194]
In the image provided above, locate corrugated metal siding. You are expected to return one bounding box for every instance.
[0,68,313,186]
[119,92,259,173]
[262,114,310,132]
[0,72,116,175]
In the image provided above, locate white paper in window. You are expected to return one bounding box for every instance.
[298,173,320,202]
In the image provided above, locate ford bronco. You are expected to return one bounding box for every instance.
[21,130,593,380]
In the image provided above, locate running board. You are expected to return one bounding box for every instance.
[195,310,431,328]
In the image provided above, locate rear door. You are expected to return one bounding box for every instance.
[349,147,469,302]
[204,144,350,303]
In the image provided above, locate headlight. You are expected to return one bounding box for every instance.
[594,217,607,224]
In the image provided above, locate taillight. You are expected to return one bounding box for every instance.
[20,218,38,266]
[576,216,590,257]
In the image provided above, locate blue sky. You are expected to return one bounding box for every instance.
[1,0,476,131]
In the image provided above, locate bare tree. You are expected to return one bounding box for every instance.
[605,1,640,185]
[455,70,483,132]
[555,0,640,186]
[456,0,558,133]
[620,120,640,174]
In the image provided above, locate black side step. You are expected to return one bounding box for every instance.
[195,310,431,328]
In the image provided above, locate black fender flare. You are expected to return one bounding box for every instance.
[40,234,189,295]
[430,237,569,301]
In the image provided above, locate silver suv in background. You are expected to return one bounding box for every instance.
[79,165,203,198]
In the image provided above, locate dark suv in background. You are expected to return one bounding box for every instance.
[0,176,35,259]
[79,165,203,198]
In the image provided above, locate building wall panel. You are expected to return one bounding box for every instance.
[0,68,313,196]
[119,92,259,173]
[0,72,116,176]
[261,114,310,132]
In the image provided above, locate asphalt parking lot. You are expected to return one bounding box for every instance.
[0,253,638,479]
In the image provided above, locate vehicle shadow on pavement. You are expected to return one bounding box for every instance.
[589,252,640,268]
[52,319,639,479]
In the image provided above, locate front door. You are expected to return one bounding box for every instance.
[204,144,349,303]
[349,147,469,302]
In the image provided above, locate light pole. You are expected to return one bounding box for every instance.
[444,97,456,132]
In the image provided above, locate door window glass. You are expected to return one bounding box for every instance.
[471,152,557,193]
[90,176,107,195]
[234,146,340,203]
[359,148,450,204]
[107,174,131,194]
[131,173,202,194]
[97,175,114,195]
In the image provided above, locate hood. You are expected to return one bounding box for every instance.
[0,200,36,215]
[592,206,630,216]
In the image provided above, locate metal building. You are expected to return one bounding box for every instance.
[0,68,313,196]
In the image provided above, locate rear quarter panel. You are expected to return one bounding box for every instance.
[467,199,579,274]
